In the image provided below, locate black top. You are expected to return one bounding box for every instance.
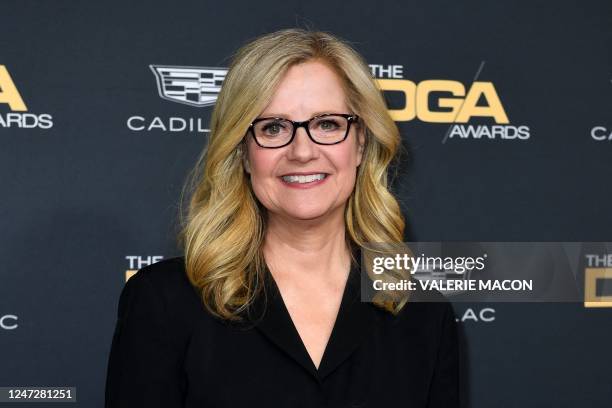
[104,254,459,408]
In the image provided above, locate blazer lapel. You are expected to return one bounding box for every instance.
[248,249,376,382]
[316,263,376,380]
[249,267,320,379]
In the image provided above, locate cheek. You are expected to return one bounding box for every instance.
[250,155,274,176]
[247,150,281,201]
[247,139,276,176]
[329,149,360,193]
[334,145,361,173]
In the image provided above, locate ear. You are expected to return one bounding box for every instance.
[242,152,251,174]
[238,141,251,174]
[356,126,365,167]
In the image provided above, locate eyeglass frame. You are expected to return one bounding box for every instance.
[245,113,360,149]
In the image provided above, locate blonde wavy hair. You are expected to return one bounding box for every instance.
[177,28,410,321]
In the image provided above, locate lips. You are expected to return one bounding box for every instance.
[279,172,329,177]
[282,173,326,180]
[279,172,330,187]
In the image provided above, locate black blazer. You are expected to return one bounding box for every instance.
[105,255,459,408]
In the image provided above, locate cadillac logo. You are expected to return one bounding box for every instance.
[150,64,227,107]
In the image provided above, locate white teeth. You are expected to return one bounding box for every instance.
[281,173,327,184]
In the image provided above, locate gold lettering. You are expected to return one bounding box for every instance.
[0,65,27,111]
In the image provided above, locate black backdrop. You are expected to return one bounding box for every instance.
[1,0,611,406]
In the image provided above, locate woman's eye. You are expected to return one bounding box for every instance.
[263,123,284,134]
[319,120,339,130]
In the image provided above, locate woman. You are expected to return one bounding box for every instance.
[105,28,459,407]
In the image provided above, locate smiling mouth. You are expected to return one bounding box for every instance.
[280,173,328,184]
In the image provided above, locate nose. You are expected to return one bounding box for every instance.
[287,125,318,160]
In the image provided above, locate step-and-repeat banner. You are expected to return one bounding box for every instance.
[1,1,611,407]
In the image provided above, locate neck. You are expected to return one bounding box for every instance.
[263,206,352,282]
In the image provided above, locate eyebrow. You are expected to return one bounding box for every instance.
[258,110,345,119]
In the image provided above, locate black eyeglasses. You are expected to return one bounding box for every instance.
[245,113,359,148]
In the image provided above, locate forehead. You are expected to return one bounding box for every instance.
[261,60,348,118]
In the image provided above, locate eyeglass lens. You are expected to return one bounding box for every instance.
[252,115,349,147]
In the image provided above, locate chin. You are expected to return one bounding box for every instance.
[289,212,327,221]
[284,208,331,221]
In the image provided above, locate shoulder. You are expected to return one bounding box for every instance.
[106,257,203,405]
[130,256,191,295]
[122,256,204,328]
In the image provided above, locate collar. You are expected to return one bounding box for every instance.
[245,249,377,383]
